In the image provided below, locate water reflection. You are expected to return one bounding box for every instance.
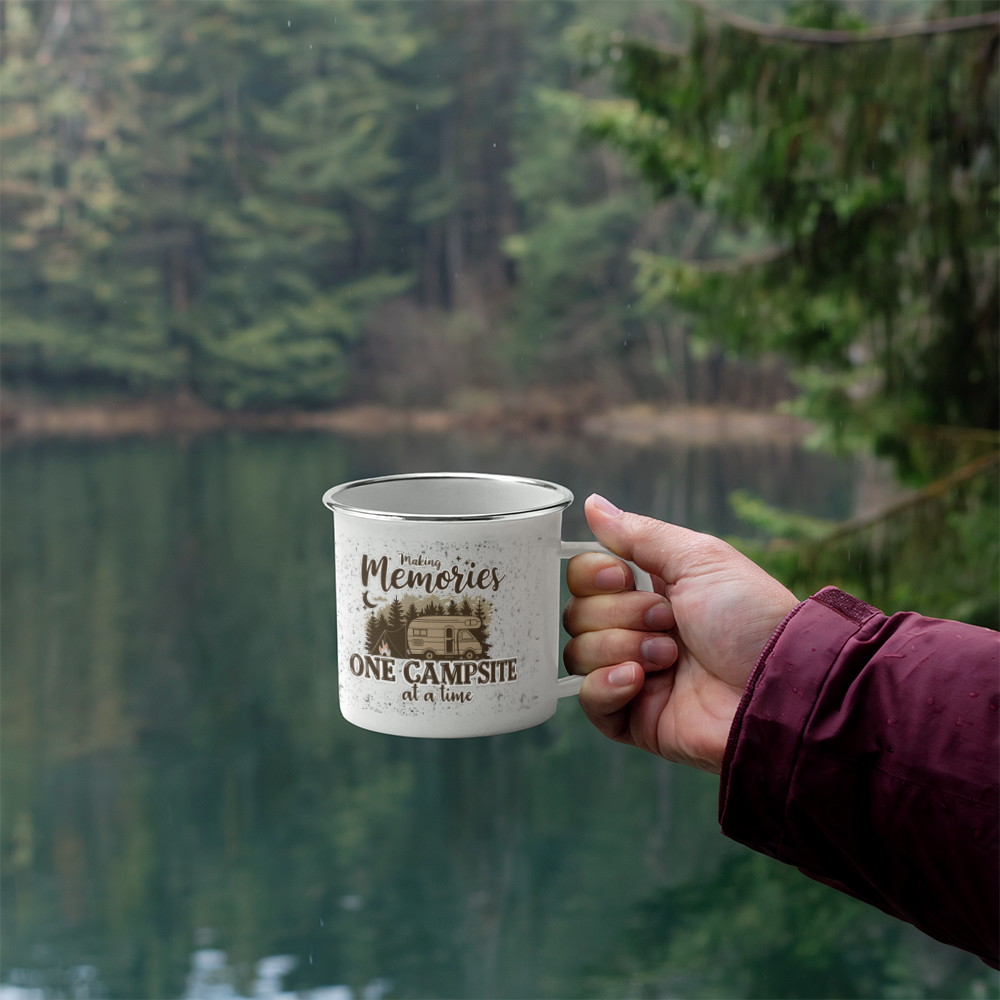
[1,964,102,1000]
[181,948,377,1000]
[2,432,993,999]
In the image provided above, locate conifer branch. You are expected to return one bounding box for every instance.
[822,450,1000,542]
[689,2,1000,45]
[677,246,786,273]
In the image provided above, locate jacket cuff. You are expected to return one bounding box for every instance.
[718,586,881,856]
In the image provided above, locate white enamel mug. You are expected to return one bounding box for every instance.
[322,472,651,738]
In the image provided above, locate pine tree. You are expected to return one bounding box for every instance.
[588,1,999,467]
[471,596,492,654]
[472,596,489,623]
[386,597,404,634]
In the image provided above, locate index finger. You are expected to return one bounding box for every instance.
[566,551,636,597]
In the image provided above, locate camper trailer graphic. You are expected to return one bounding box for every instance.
[407,615,483,660]
[363,595,494,660]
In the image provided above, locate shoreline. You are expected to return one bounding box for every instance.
[0,393,813,448]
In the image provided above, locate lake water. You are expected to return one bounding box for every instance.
[1,431,994,1000]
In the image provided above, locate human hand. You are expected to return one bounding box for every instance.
[563,494,799,773]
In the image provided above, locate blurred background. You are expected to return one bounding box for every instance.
[1,1,998,998]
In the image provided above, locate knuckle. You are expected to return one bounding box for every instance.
[593,627,629,664]
[562,635,581,671]
[633,514,670,553]
[562,597,583,635]
[697,532,735,561]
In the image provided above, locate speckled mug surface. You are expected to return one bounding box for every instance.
[322,473,643,738]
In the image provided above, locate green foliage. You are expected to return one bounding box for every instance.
[500,3,748,397]
[730,447,1000,628]
[729,488,836,541]
[586,852,999,999]
[587,1,999,458]
[1,0,417,407]
[1,2,184,390]
[2,0,673,405]
[501,21,662,385]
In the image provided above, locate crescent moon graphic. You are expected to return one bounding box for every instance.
[362,591,377,609]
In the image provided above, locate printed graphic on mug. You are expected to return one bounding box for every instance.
[342,546,529,711]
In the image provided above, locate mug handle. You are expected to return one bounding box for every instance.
[556,542,655,699]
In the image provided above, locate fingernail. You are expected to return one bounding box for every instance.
[644,603,673,630]
[595,565,626,590]
[589,493,623,517]
[608,663,637,687]
[641,636,676,666]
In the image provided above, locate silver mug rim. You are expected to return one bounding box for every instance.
[322,472,574,522]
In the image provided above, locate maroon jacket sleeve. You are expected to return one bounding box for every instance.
[719,586,1000,967]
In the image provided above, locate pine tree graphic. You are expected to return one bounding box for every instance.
[387,596,404,633]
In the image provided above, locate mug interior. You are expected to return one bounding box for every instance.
[323,473,573,520]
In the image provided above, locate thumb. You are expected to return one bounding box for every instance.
[584,494,715,587]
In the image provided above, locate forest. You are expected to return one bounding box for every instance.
[2,0,674,408]
[4,0,992,426]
